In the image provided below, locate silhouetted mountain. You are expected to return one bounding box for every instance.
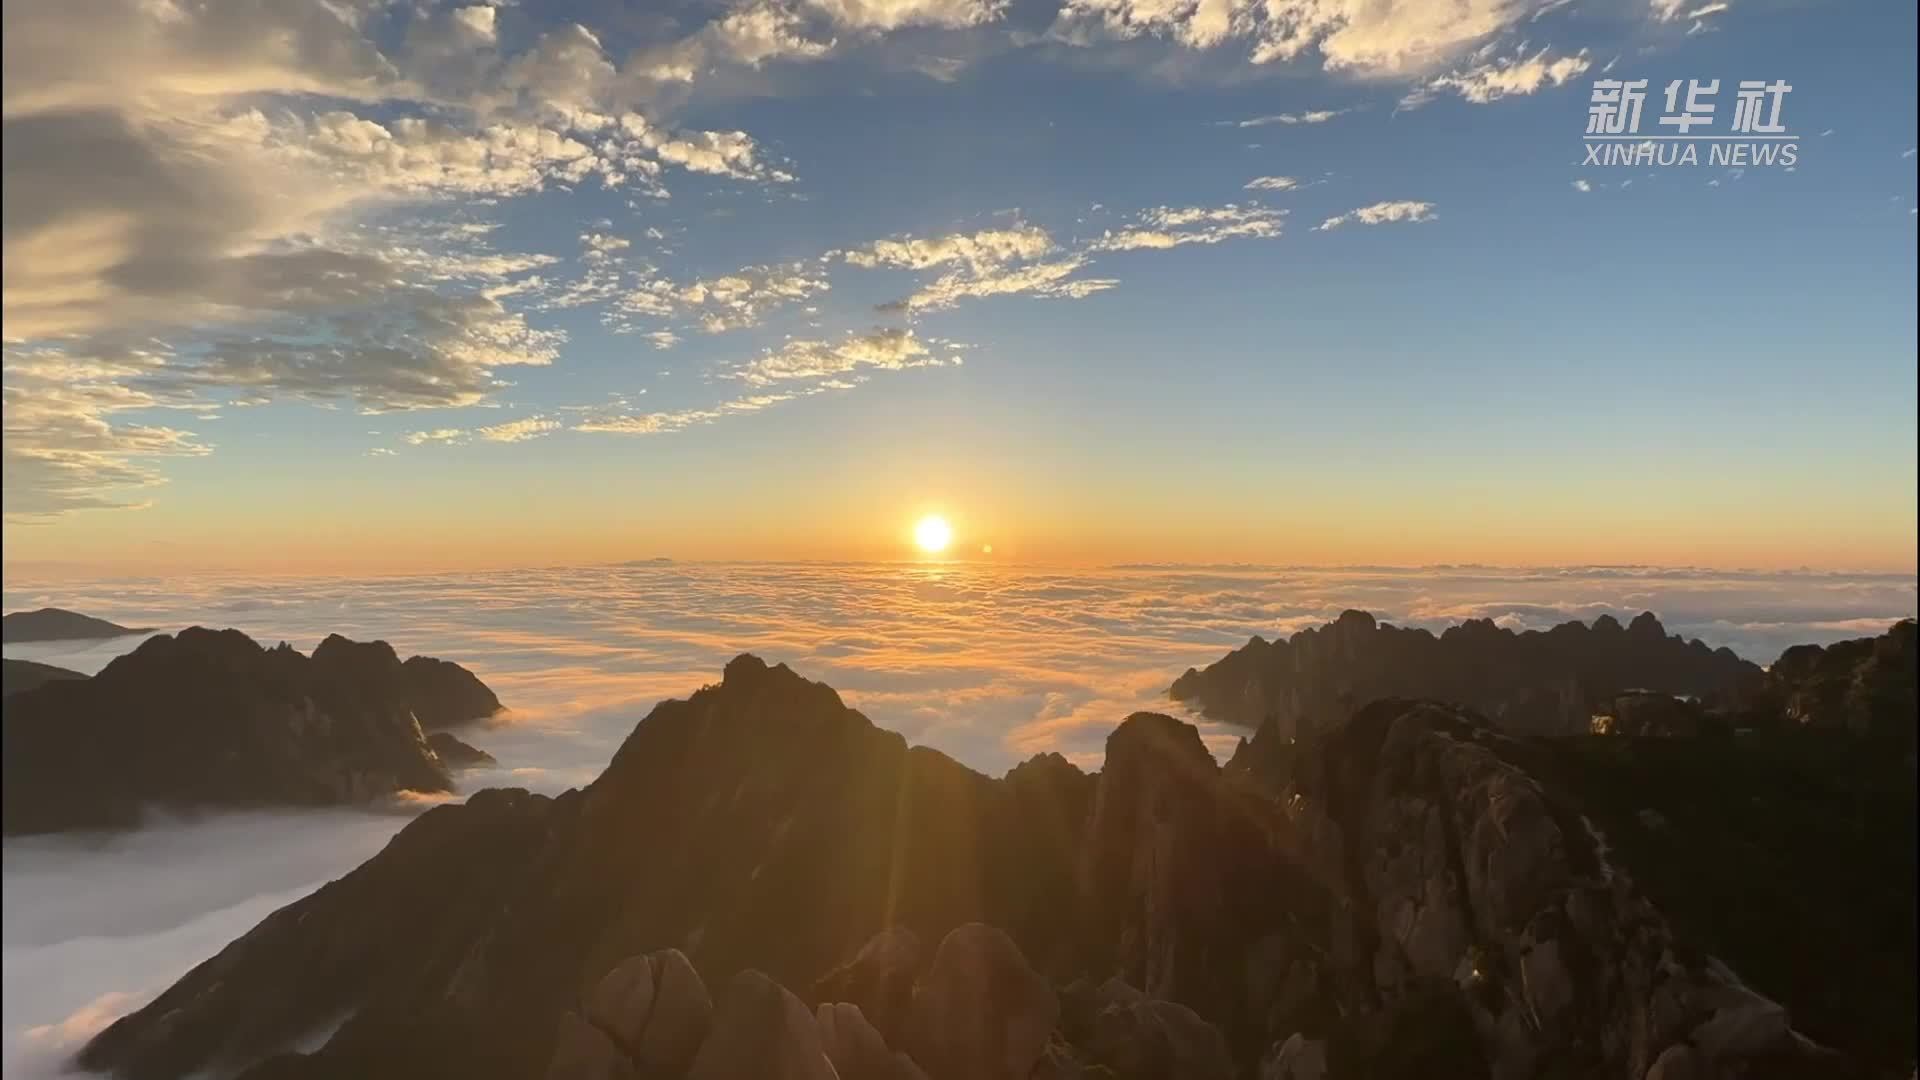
[82,658,1894,1080]
[2,606,151,643]
[427,731,497,768]
[1170,609,1761,738]
[1,628,504,834]
[402,654,504,729]
[1,656,87,696]
[1757,619,1917,739]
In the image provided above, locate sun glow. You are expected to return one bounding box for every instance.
[914,515,953,554]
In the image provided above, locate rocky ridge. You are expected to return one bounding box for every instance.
[1170,610,1761,739]
[78,655,1890,1080]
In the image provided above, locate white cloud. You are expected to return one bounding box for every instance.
[1316,200,1437,230]
[900,257,1119,311]
[1089,204,1285,251]
[450,6,498,44]
[620,262,830,333]
[2,348,210,521]
[1223,108,1351,128]
[477,416,560,443]
[808,0,1006,30]
[1243,175,1299,191]
[735,327,957,385]
[844,225,1055,271]
[1407,46,1591,106]
[1054,0,1577,75]
[1572,179,1592,192]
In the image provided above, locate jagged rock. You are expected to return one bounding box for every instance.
[1260,1033,1327,1080]
[1171,610,1761,738]
[1084,996,1235,1080]
[811,928,925,1047]
[83,656,1090,1080]
[545,1011,634,1080]
[1,627,495,833]
[583,948,712,1073]
[1289,699,1841,1080]
[905,923,1058,1080]
[1765,619,1916,738]
[1078,713,1312,1049]
[684,970,838,1080]
[427,731,496,768]
[402,653,504,729]
[76,657,1895,1080]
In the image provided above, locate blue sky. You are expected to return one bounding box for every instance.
[2,0,1914,572]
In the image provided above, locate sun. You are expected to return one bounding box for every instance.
[913,515,953,554]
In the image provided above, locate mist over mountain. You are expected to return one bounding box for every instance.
[1,628,503,835]
[79,655,1911,1080]
[1170,610,1763,739]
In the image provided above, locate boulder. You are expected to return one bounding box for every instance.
[1261,1033,1327,1080]
[817,1001,926,1080]
[811,927,924,1045]
[684,970,839,1080]
[905,923,1058,1080]
[544,1012,633,1080]
[1084,997,1235,1080]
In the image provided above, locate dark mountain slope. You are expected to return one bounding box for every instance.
[79,658,1878,1080]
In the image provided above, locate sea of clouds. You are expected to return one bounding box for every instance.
[3,561,1914,1076]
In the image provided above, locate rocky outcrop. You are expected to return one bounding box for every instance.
[1280,698,1847,1080]
[77,659,1895,1080]
[1760,619,1916,739]
[1171,609,1761,739]
[427,731,497,768]
[904,923,1058,1080]
[1,627,503,834]
[2,606,150,643]
[82,656,1093,1080]
[402,654,504,729]
[1,656,86,696]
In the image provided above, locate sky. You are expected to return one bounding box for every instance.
[2,0,1915,575]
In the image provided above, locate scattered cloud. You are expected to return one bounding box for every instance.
[1220,108,1351,128]
[1404,46,1591,106]
[1053,0,1583,75]
[1243,176,1299,191]
[735,327,958,385]
[1089,204,1286,251]
[1572,179,1593,192]
[1316,200,1437,230]
[620,262,830,333]
[843,225,1055,272]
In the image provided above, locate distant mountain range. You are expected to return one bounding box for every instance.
[2,606,152,643]
[1169,610,1764,739]
[2,627,503,834]
[78,654,1911,1080]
